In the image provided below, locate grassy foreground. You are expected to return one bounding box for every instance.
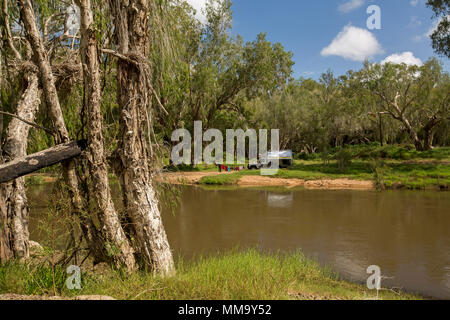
[0,250,421,300]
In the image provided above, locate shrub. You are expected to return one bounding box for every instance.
[335,148,353,172]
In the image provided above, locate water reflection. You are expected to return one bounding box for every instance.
[28,184,450,299]
[267,192,294,208]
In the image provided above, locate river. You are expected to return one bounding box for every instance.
[27,184,450,299]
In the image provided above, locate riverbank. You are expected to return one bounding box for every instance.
[163,172,375,190]
[163,157,450,191]
[24,145,449,191]
[0,250,422,300]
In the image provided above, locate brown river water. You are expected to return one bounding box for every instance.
[27,184,450,299]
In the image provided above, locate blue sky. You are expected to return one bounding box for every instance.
[187,0,450,79]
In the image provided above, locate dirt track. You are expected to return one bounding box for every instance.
[162,172,375,191]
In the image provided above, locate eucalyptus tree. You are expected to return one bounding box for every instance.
[427,0,450,58]
[1,0,176,274]
[108,0,175,275]
[77,0,136,270]
[149,0,293,164]
[14,0,114,267]
[0,0,41,261]
[356,59,450,151]
[194,1,294,131]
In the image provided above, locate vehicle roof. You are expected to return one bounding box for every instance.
[267,150,293,158]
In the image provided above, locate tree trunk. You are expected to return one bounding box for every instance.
[18,0,70,144]
[77,0,136,271]
[379,113,384,147]
[0,71,40,262]
[0,48,4,262]
[110,0,174,275]
[422,117,441,151]
[0,105,3,149]
[423,130,435,151]
[18,0,127,267]
[410,131,424,151]
[399,116,424,151]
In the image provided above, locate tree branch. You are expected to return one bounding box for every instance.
[2,0,22,60]
[0,111,55,135]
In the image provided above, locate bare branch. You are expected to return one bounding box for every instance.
[2,0,22,60]
[0,111,55,135]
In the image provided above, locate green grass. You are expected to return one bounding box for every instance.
[193,146,450,190]
[199,174,241,186]
[241,161,373,180]
[25,175,47,186]
[0,250,422,300]
[0,262,67,296]
[381,163,450,190]
[196,160,449,190]
[296,144,450,161]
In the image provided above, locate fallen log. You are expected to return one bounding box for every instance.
[0,140,87,184]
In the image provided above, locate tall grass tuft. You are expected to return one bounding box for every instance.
[0,249,422,300]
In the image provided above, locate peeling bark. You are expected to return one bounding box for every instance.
[77,0,136,271]
[18,0,69,144]
[0,71,40,262]
[17,0,109,266]
[110,0,174,275]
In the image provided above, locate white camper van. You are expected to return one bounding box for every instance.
[248,150,294,170]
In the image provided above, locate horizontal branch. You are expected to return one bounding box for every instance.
[0,140,87,183]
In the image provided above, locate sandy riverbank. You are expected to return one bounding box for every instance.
[161,172,375,191]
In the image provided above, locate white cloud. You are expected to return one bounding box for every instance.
[410,0,419,7]
[185,0,208,23]
[338,0,365,13]
[381,52,423,66]
[321,25,384,62]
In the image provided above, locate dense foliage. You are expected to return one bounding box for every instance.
[1,0,449,161]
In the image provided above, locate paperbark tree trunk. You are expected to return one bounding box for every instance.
[0,48,4,262]
[0,71,40,262]
[110,0,174,275]
[18,0,70,145]
[77,0,136,271]
[18,0,137,270]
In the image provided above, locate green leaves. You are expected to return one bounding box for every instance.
[426,0,450,57]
